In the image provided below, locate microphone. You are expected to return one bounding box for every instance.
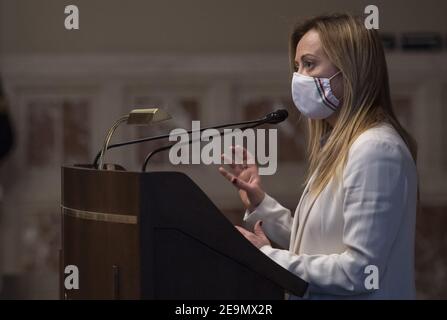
[265,109,288,124]
[92,108,288,169]
[141,109,289,171]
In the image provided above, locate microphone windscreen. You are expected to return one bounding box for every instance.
[266,109,288,124]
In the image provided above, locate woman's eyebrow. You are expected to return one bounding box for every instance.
[294,54,319,65]
[300,53,318,60]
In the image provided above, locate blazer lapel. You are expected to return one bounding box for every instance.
[291,175,319,253]
[289,181,311,250]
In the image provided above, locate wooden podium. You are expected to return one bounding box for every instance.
[60,165,308,299]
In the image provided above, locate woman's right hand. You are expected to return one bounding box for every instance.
[218,145,265,212]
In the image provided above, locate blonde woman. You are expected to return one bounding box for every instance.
[219,14,418,299]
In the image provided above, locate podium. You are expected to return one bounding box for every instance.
[60,165,308,299]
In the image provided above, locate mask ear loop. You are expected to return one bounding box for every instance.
[329,70,342,80]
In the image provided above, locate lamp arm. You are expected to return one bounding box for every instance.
[97,115,129,170]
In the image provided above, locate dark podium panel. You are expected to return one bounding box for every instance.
[61,165,308,299]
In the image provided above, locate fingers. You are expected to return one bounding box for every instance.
[235,225,252,238]
[220,145,256,175]
[236,224,270,249]
[218,166,234,182]
[231,145,256,167]
[231,145,247,160]
[230,145,247,164]
[220,145,256,170]
[221,153,243,175]
[253,220,265,236]
[232,176,252,191]
[221,153,234,166]
[218,166,253,192]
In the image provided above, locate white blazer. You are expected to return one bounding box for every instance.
[243,122,418,299]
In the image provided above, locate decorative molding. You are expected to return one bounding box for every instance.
[1,53,447,79]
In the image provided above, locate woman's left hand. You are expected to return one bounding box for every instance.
[235,220,271,249]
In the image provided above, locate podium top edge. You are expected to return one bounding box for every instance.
[61,164,192,177]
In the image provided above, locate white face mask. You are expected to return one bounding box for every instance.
[291,71,342,119]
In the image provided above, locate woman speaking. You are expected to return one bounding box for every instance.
[219,13,418,299]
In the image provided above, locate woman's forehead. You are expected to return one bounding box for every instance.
[295,30,324,59]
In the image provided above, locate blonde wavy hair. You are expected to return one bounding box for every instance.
[289,13,417,196]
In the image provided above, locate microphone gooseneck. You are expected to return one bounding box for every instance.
[92,109,288,168]
[141,109,289,171]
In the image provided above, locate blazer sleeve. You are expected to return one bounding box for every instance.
[258,139,413,295]
[243,193,293,249]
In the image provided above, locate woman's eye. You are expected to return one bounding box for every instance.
[303,61,314,69]
[295,61,314,71]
